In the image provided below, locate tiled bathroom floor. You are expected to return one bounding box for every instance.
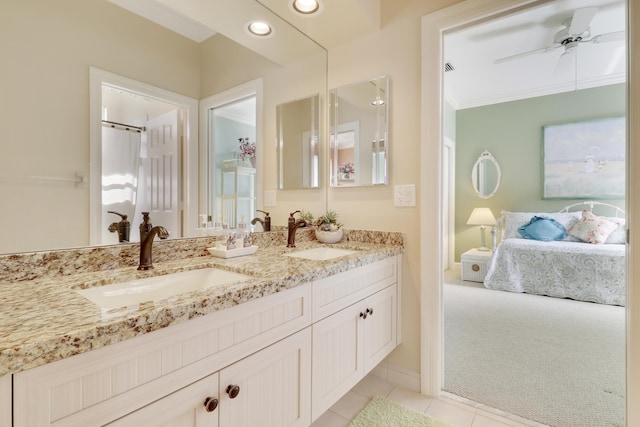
[311,373,545,427]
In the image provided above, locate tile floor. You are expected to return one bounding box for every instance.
[311,373,544,427]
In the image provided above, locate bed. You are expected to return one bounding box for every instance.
[483,201,626,306]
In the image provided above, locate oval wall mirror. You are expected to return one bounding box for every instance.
[471,150,501,199]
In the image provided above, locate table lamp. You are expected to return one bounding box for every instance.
[467,207,496,251]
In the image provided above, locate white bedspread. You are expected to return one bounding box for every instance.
[484,238,626,306]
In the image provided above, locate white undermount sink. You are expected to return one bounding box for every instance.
[284,247,357,261]
[75,268,250,309]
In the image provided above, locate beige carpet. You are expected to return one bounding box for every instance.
[349,396,454,427]
[443,271,625,427]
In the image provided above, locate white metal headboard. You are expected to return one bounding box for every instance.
[558,201,625,218]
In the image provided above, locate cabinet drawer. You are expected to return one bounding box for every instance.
[13,283,311,427]
[312,256,397,321]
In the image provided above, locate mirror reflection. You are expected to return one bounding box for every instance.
[0,0,327,254]
[330,75,388,187]
[208,97,257,230]
[277,94,320,190]
[471,150,501,199]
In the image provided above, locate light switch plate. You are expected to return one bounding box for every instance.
[394,184,416,207]
[264,190,276,207]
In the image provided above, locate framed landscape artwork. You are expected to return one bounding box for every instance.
[543,117,625,199]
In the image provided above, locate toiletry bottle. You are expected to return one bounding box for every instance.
[226,231,237,250]
[140,212,152,242]
[243,230,252,247]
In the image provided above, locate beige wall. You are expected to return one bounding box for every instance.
[328,0,463,374]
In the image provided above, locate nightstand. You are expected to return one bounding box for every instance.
[461,248,492,282]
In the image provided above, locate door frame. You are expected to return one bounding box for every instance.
[199,78,263,222]
[419,1,637,425]
[89,67,198,244]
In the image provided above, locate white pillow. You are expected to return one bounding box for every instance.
[604,218,626,244]
[567,210,620,244]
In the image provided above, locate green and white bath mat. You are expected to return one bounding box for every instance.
[349,396,455,427]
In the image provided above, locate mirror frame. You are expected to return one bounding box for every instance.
[471,150,501,199]
[329,75,389,187]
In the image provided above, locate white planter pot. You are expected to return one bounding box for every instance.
[315,228,343,244]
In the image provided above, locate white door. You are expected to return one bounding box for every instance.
[442,138,455,269]
[363,285,397,372]
[311,304,364,421]
[219,328,311,427]
[140,109,181,237]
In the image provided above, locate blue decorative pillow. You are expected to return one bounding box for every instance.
[518,216,568,241]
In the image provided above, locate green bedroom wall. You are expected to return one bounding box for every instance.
[454,83,626,261]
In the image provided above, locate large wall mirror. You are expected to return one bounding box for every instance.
[277,94,320,190]
[0,0,327,254]
[330,75,389,187]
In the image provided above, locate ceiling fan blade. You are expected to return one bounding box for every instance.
[568,7,598,35]
[494,44,561,64]
[555,49,576,76]
[590,31,625,44]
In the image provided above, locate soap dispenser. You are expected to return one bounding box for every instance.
[107,211,131,242]
[139,212,152,242]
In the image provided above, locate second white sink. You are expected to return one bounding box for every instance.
[284,247,356,261]
[75,268,251,309]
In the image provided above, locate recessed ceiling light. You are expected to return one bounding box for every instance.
[245,20,275,38]
[289,0,323,17]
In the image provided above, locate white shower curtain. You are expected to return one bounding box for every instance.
[101,126,142,244]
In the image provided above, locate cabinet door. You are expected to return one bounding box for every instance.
[363,284,397,371]
[311,302,364,421]
[107,373,219,427]
[219,328,311,427]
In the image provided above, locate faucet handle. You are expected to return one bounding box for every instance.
[257,210,269,217]
[289,210,301,218]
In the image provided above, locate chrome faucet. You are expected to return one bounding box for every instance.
[251,210,271,232]
[287,210,308,248]
[138,225,169,270]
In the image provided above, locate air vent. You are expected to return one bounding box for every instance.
[444,62,455,72]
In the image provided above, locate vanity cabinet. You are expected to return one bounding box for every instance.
[310,256,399,421]
[10,254,401,427]
[13,284,311,427]
[108,328,311,427]
[311,285,397,421]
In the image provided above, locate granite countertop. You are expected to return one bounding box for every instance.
[0,239,402,377]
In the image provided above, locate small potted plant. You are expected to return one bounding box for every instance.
[314,210,344,243]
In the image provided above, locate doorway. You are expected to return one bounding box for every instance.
[89,68,198,245]
[420,0,630,425]
[199,79,263,230]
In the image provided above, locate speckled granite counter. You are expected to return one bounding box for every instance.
[0,229,403,376]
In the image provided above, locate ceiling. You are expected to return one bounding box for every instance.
[444,0,626,109]
[108,0,626,110]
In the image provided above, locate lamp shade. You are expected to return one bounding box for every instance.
[467,208,496,226]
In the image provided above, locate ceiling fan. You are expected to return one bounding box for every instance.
[494,7,625,74]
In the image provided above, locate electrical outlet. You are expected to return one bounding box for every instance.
[394,184,416,207]
[264,190,276,207]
